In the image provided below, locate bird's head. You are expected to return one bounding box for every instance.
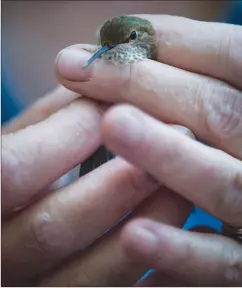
[83,16,156,69]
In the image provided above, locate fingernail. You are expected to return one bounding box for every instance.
[56,48,92,81]
[106,106,145,148]
[171,125,195,139]
[132,227,159,249]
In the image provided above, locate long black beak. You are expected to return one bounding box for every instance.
[82,44,112,69]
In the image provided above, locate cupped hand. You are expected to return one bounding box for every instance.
[2,85,193,286]
[56,15,242,286]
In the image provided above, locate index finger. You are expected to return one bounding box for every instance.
[141,15,242,89]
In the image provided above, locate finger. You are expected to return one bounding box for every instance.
[57,15,242,89]
[2,85,80,134]
[102,104,242,226]
[136,226,217,286]
[138,14,242,89]
[136,226,219,287]
[40,188,192,287]
[2,98,103,216]
[121,219,242,286]
[56,45,242,159]
[2,158,159,286]
[37,126,195,287]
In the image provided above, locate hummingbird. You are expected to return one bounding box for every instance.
[79,15,156,177]
[82,15,156,69]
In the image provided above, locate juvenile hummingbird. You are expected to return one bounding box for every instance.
[79,15,156,177]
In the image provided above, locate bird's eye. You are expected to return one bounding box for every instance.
[130,31,137,40]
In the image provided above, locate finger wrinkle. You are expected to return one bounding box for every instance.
[119,168,159,213]
[30,159,158,256]
[216,24,242,88]
[42,187,190,287]
[151,15,242,88]
[57,26,242,158]
[2,138,23,211]
[126,220,242,285]
[28,211,60,257]
[103,105,242,224]
[2,158,160,285]
[91,59,135,103]
[227,170,242,226]
[224,246,242,284]
[29,210,79,258]
[2,99,103,215]
[2,132,33,188]
[205,84,242,139]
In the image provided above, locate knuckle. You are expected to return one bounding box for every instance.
[2,135,20,182]
[128,170,153,195]
[29,211,61,257]
[2,135,25,211]
[212,167,242,225]
[216,25,242,86]
[186,78,214,131]
[216,29,232,75]
[125,169,149,201]
[230,170,242,225]
[224,247,242,285]
[204,82,242,140]
[119,167,158,212]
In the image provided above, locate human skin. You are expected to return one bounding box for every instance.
[55,14,242,285]
[2,14,242,286]
[2,83,194,287]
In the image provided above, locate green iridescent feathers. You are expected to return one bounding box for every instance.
[82,15,157,69]
[100,16,154,45]
[100,16,156,59]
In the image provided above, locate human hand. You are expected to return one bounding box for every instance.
[55,15,242,286]
[2,85,194,286]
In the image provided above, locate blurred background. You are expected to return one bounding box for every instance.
[2,0,242,230]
